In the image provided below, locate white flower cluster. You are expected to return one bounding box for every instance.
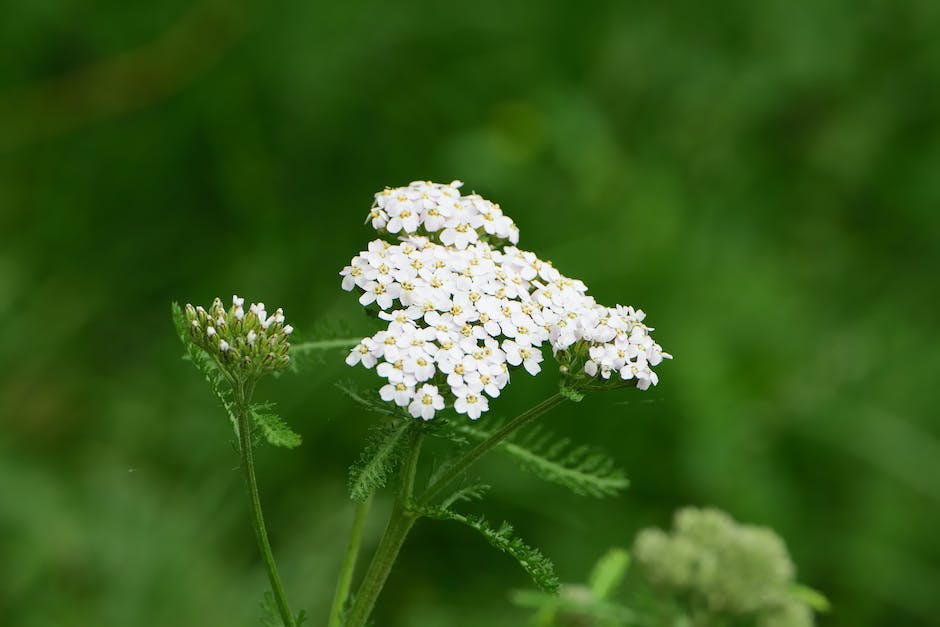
[367,180,519,247]
[341,181,670,421]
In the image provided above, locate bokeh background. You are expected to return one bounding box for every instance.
[2,0,938,625]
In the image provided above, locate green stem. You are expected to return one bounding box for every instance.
[235,382,296,627]
[344,428,424,627]
[327,497,372,627]
[344,391,567,627]
[419,392,567,507]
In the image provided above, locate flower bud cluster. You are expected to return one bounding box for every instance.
[368,180,519,248]
[185,295,293,379]
[341,182,670,421]
[633,508,812,627]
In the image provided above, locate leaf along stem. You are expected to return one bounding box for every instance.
[419,392,568,507]
[343,391,568,627]
[327,497,372,627]
[234,380,297,627]
[290,338,362,354]
[344,427,424,627]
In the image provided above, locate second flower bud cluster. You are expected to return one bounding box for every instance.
[185,295,293,380]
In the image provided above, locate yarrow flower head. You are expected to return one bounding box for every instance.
[341,181,672,421]
[185,295,293,380]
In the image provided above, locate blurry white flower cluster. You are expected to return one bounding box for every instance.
[633,508,815,627]
[341,181,670,421]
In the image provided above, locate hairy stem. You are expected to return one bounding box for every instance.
[420,392,567,506]
[344,392,567,626]
[344,428,424,627]
[235,381,296,627]
[327,497,372,627]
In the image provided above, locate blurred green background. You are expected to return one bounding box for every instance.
[1,0,938,625]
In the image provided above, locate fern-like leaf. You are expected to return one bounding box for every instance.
[172,302,238,433]
[348,421,411,501]
[288,318,361,371]
[440,483,491,509]
[421,506,560,593]
[252,403,302,449]
[336,381,399,417]
[455,422,628,498]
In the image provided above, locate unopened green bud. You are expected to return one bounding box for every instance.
[183,294,295,382]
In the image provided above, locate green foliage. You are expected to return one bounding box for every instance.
[348,420,411,501]
[456,421,628,498]
[421,506,560,593]
[587,548,630,601]
[439,483,491,509]
[510,547,633,627]
[288,318,360,371]
[172,302,239,433]
[558,383,584,403]
[260,592,307,627]
[174,303,302,449]
[510,588,635,627]
[252,403,302,449]
[790,585,831,614]
[336,381,399,417]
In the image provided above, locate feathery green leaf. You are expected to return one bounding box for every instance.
[421,506,560,593]
[336,381,398,417]
[288,318,360,372]
[439,483,491,509]
[455,421,628,498]
[172,302,238,433]
[252,403,302,449]
[348,420,411,501]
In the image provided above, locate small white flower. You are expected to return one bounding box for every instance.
[503,339,543,375]
[380,381,414,407]
[454,387,489,419]
[408,384,445,420]
[346,339,379,368]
